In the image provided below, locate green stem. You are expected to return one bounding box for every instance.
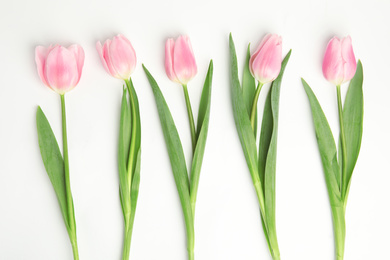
[182,84,196,152]
[125,79,138,193]
[337,85,347,199]
[331,205,346,260]
[122,223,132,260]
[250,82,263,130]
[60,94,79,260]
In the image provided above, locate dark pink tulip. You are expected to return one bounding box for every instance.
[165,35,197,85]
[35,44,84,94]
[322,36,357,86]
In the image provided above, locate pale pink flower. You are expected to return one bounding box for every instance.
[35,44,84,94]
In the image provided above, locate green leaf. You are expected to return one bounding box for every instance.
[262,50,291,256]
[143,65,194,239]
[302,79,341,203]
[242,44,258,135]
[36,106,69,228]
[343,60,364,200]
[119,88,131,217]
[129,148,141,231]
[190,60,213,215]
[229,34,262,193]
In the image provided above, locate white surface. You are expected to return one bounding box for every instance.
[0,0,389,259]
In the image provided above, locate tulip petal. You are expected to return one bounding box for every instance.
[341,36,357,83]
[173,36,197,85]
[96,41,111,75]
[322,37,344,86]
[68,44,85,85]
[109,34,137,80]
[45,46,79,94]
[102,39,120,78]
[165,38,179,83]
[250,34,282,84]
[35,46,50,87]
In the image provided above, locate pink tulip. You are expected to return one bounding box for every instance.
[249,34,282,84]
[165,35,197,85]
[35,44,84,94]
[96,34,137,80]
[322,36,357,86]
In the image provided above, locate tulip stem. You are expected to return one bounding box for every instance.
[336,85,347,199]
[182,84,196,152]
[60,94,79,260]
[250,82,264,131]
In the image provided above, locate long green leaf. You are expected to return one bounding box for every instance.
[129,148,141,232]
[263,50,291,257]
[343,60,364,201]
[302,79,341,203]
[119,88,131,218]
[190,60,213,215]
[143,65,194,245]
[36,106,69,228]
[229,34,262,193]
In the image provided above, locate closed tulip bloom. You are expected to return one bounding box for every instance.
[165,35,197,85]
[35,44,84,94]
[322,36,357,86]
[249,34,282,84]
[96,34,137,80]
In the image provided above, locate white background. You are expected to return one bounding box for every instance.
[0,0,389,259]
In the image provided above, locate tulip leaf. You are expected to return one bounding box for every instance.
[119,88,131,217]
[143,65,194,233]
[129,148,141,232]
[36,106,69,228]
[190,60,213,214]
[128,79,142,177]
[242,44,258,134]
[342,60,364,201]
[262,50,291,254]
[229,34,261,189]
[302,79,341,203]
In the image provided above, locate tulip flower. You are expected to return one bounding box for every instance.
[322,36,357,86]
[165,35,197,85]
[96,34,137,80]
[248,34,283,130]
[96,34,141,260]
[35,44,84,94]
[249,34,282,84]
[35,43,84,260]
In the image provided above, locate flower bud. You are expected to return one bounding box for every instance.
[322,36,357,86]
[35,44,84,94]
[96,34,137,80]
[249,34,282,84]
[165,35,197,85]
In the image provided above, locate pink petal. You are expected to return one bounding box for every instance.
[250,34,282,84]
[96,41,111,75]
[68,44,85,85]
[322,37,344,86]
[45,46,79,94]
[102,39,119,78]
[35,46,50,87]
[109,34,137,80]
[341,36,357,83]
[173,35,197,85]
[165,38,179,83]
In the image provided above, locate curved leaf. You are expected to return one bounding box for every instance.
[143,65,194,243]
[343,60,364,201]
[36,106,69,228]
[190,60,213,215]
[302,79,341,203]
[263,50,291,256]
